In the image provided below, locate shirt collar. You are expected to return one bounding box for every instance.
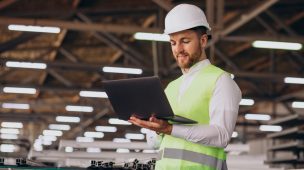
[181,59,211,75]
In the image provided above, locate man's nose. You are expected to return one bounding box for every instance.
[175,43,184,53]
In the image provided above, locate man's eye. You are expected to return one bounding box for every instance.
[182,40,190,44]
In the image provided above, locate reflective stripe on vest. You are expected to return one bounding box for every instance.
[163,148,227,170]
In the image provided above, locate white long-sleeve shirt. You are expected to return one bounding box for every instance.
[146,59,242,149]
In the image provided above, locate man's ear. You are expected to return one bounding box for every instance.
[200,34,208,48]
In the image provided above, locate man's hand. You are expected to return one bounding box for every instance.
[128,116,172,135]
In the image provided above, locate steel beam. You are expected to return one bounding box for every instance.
[76,12,148,66]
[214,48,239,71]
[0,16,161,34]
[152,0,173,11]
[58,140,151,150]
[58,47,79,63]
[63,108,109,139]
[222,35,304,44]
[0,58,152,73]
[0,33,40,53]
[0,0,17,10]
[208,0,278,47]
[29,150,157,161]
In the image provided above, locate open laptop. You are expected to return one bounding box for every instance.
[103,76,197,124]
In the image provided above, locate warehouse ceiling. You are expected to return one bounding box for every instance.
[0,0,303,154]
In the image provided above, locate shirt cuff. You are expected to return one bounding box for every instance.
[171,124,189,139]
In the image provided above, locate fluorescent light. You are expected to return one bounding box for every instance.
[259,125,282,132]
[8,24,60,33]
[43,130,63,136]
[108,118,131,125]
[87,147,101,153]
[79,91,108,98]
[65,105,94,112]
[143,150,158,153]
[102,66,143,75]
[1,122,23,128]
[231,74,235,79]
[76,137,94,143]
[0,134,18,139]
[42,140,52,146]
[56,116,80,123]
[116,148,130,153]
[125,133,145,140]
[0,144,15,152]
[65,147,73,153]
[35,139,42,144]
[231,131,238,138]
[239,99,254,106]
[140,128,149,134]
[6,61,47,69]
[33,144,43,151]
[245,114,271,121]
[0,128,19,134]
[84,131,104,138]
[134,32,170,42]
[2,103,30,109]
[113,138,131,143]
[252,40,302,50]
[292,101,304,109]
[284,77,304,84]
[39,135,57,142]
[3,87,37,94]
[49,124,70,131]
[95,126,117,132]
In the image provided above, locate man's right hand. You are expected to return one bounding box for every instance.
[128,116,172,135]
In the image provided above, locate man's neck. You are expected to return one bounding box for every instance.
[181,58,210,74]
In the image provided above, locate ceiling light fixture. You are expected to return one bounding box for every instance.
[125,133,145,140]
[102,66,143,75]
[79,91,108,98]
[291,101,304,109]
[76,137,94,143]
[134,32,170,42]
[284,77,304,85]
[108,118,131,125]
[84,131,104,138]
[56,116,80,123]
[2,103,30,109]
[49,124,71,131]
[259,125,282,132]
[95,126,117,132]
[231,131,238,138]
[0,134,18,140]
[239,99,254,106]
[0,128,20,134]
[65,105,94,112]
[113,138,131,143]
[6,61,47,69]
[87,147,101,153]
[245,114,271,121]
[3,87,37,94]
[252,40,302,50]
[8,24,60,33]
[43,130,63,136]
[1,122,23,129]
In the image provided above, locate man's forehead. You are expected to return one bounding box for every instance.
[169,30,196,40]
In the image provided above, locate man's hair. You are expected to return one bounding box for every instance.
[189,26,211,40]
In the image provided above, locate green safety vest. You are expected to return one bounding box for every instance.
[155,64,227,170]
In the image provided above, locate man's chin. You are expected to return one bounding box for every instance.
[178,63,191,69]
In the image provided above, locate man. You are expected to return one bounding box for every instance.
[129,4,241,170]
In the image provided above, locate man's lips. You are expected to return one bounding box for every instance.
[177,54,188,61]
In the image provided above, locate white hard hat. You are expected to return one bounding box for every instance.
[164,4,211,35]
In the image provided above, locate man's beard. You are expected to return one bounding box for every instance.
[176,46,203,69]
